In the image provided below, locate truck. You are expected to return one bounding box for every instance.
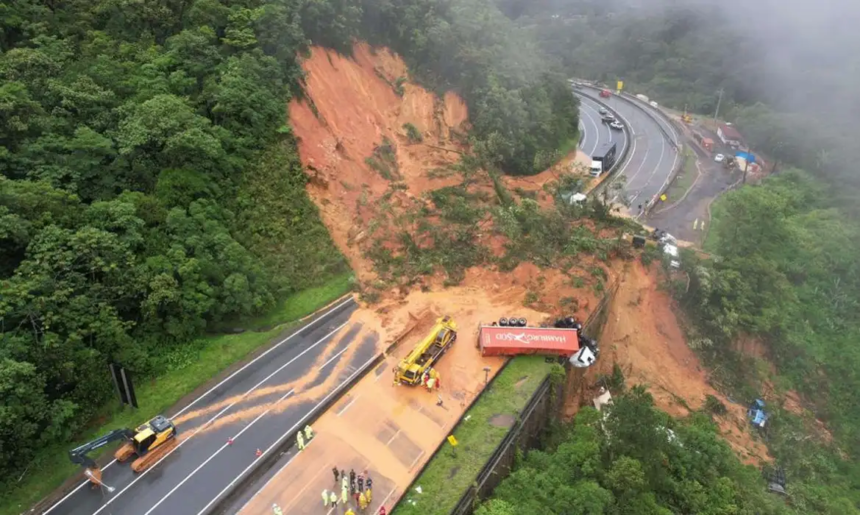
[477,325,579,358]
[394,316,457,385]
[590,141,617,177]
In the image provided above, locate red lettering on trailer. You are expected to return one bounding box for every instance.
[478,326,579,357]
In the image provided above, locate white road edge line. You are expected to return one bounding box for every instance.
[42,296,355,515]
[88,321,350,515]
[336,394,362,417]
[143,388,297,515]
[195,353,382,515]
[378,487,397,511]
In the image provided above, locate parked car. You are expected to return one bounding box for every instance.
[714,153,725,163]
[610,121,624,131]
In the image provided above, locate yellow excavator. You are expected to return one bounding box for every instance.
[394,316,457,385]
[68,415,178,486]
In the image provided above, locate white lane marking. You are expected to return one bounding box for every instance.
[630,134,666,205]
[408,450,426,471]
[142,387,297,515]
[319,344,351,371]
[42,296,355,515]
[577,100,601,156]
[582,100,607,155]
[89,322,350,515]
[378,487,397,511]
[336,394,362,417]
[194,353,382,515]
[386,429,402,446]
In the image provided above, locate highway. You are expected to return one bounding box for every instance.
[576,87,678,213]
[41,296,379,515]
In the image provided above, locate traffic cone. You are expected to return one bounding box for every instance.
[227,438,234,445]
[256,448,263,457]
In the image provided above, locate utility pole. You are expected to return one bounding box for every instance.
[713,88,724,128]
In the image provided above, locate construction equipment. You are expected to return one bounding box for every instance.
[394,316,457,385]
[69,415,178,484]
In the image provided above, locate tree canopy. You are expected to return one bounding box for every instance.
[0,0,584,497]
[477,387,792,515]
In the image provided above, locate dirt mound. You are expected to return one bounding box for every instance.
[289,42,469,281]
[585,261,771,465]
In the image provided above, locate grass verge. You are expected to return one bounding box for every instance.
[665,149,698,202]
[392,356,553,515]
[703,197,726,253]
[2,273,354,515]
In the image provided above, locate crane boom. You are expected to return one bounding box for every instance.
[394,316,457,385]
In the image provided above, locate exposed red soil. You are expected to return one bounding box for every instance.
[287,41,768,467]
[573,261,772,465]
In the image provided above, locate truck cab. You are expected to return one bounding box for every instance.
[590,161,603,177]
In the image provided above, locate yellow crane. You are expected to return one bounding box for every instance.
[394,316,457,385]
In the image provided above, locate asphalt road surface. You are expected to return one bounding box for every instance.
[42,296,379,515]
[578,88,678,213]
[577,93,627,160]
[646,134,741,243]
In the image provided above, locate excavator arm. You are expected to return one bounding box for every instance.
[69,428,133,469]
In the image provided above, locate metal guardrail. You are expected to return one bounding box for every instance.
[209,307,421,515]
[446,284,618,515]
[573,91,634,198]
[448,376,553,515]
[388,357,515,514]
[579,84,687,215]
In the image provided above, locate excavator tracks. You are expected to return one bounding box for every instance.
[114,442,136,462]
[131,437,179,473]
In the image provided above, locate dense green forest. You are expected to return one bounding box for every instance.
[489,0,860,512]
[682,170,860,512]
[498,0,860,203]
[0,0,579,504]
[477,387,792,515]
[360,0,580,175]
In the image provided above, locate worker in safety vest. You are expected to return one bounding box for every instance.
[321,489,328,507]
[342,474,349,493]
[341,485,349,505]
[297,431,305,450]
[304,424,314,440]
[365,488,373,504]
[345,509,356,515]
[329,490,338,508]
[272,503,283,515]
[359,491,368,510]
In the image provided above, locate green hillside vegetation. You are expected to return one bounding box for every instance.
[681,170,860,512]
[488,1,860,512]
[501,0,859,206]
[0,0,584,508]
[477,387,791,515]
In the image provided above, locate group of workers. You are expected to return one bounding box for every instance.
[318,468,382,513]
[421,368,441,392]
[297,423,314,451]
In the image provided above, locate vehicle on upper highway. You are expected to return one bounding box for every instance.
[714,153,725,163]
[598,107,608,115]
[610,121,624,131]
[600,89,612,98]
[590,141,618,177]
[601,114,615,123]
